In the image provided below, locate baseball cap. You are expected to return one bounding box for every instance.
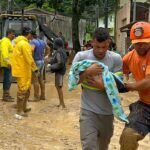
[22,27,32,35]
[130,22,150,44]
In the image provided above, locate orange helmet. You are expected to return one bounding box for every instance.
[130,22,150,44]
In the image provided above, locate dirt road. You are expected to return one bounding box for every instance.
[0,72,149,150]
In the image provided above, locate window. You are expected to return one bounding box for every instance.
[4,19,38,36]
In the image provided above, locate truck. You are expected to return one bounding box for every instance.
[0,12,57,44]
[0,13,40,39]
[0,12,57,82]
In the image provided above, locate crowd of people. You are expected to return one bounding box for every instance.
[0,21,150,150]
[0,27,67,119]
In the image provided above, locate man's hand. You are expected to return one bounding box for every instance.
[79,63,103,84]
[124,74,129,81]
[86,63,103,76]
[34,69,40,77]
[124,83,136,91]
[86,75,104,91]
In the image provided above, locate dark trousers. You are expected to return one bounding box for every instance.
[126,101,150,136]
[3,67,12,91]
[120,101,150,150]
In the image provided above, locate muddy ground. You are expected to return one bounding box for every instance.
[0,70,149,150]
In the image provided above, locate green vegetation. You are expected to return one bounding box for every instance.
[0,0,119,52]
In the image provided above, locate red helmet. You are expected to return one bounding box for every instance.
[130,22,150,44]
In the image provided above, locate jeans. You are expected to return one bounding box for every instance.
[35,60,45,75]
[2,67,12,91]
[33,60,45,99]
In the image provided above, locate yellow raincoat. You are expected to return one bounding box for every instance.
[0,37,13,67]
[11,36,37,91]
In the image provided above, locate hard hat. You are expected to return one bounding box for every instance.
[130,22,150,44]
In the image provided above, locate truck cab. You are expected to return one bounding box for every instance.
[0,14,39,38]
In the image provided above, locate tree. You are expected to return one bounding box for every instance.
[0,0,118,53]
[14,0,46,8]
[72,0,98,52]
[0,0,9,11]
[72,0,119,52]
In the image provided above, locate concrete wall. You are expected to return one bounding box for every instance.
[25,9,86,48]
[116,1,131,55]
[46,15,86,47]
[119,0,130,7]
[116,0,149,55]
[98,12,115,37]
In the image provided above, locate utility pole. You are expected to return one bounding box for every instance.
[7,0,13,14]
[104,0,108,28]
[96,5,99,28]
[133,0,136,22]
[21,9,24,33]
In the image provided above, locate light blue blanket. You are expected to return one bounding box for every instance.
[68,60,129,123]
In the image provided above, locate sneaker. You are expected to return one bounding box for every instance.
[15,114,23,120]
[15,112,28,119]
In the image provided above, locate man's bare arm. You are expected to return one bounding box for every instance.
[45,45,51,56]
[125,75,150,91]
[78,71,88,84]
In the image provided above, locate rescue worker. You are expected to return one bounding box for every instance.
[0,29,15,102]
[30,32,50,101]
[120,22,150,150]
[11,27,38,119]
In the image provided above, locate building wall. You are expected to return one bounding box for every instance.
[46,15,86,48]
[25,9,86,48]
[116,0,148,55]
[116,1,131,55]
[119,0,130,7]
[98,12,115,37]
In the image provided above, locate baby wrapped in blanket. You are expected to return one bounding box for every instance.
[68,60,129,123]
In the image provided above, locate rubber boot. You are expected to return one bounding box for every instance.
[120,128,145,150]
[33,82,40,101]
[40,79,45,100]
[3,90,14,102]
[23,90,31,113]
[7,91,14,100]
[16,91,28,118]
